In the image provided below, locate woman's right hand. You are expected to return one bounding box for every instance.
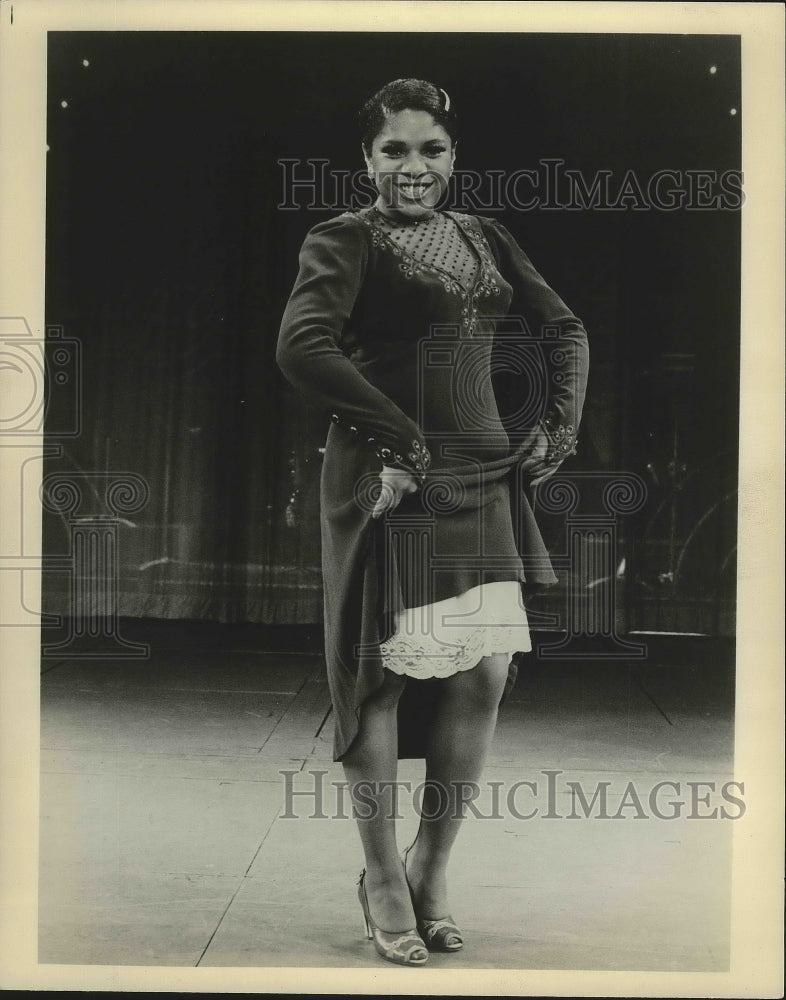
[372,465,419,519]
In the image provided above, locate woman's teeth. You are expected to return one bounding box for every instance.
[398,182,433,193]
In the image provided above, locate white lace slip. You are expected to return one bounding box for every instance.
[380,580,531,679]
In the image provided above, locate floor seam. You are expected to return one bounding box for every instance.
[195,804,283,966]
[632,666,675,726]
[257,659,328,754]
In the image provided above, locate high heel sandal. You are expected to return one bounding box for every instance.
[402,843,464,952]
[357,869,429,967]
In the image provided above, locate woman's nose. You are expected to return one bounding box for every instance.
[400,151,427,175]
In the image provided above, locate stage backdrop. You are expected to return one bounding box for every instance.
[43,32,740,636]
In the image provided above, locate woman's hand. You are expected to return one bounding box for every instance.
[518,425,563,487]
[529,463,563,487]
[517,426,549,473]
[372,465,419,519]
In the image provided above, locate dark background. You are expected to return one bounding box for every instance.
[43,32,741,635]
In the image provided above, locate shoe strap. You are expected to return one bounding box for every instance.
[379,932,427,960]
[419,917,461,941]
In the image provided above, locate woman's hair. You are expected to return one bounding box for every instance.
[358,78,458,152]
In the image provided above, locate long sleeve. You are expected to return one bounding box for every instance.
[276,215,430,479]
[479,216,590,466]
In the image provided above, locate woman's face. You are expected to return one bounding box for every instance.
[364,109,455,219]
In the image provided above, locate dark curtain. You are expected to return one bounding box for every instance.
[43,32,740,634]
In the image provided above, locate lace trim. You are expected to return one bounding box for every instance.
[380,623,531,679]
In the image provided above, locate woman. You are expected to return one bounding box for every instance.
[276,78,589,966]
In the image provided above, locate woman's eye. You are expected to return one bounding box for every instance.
[380,146,446,157]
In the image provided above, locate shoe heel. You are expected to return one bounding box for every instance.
[357,867,428,966]
[357,870,372,939]
[402,843,463,952]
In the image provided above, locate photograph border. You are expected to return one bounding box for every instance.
[0,1,783,994]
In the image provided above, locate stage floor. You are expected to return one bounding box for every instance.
[38,622,735,971]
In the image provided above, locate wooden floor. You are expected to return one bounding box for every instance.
[38,622,735,970]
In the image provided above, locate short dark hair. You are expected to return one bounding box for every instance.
[358,78,458,152]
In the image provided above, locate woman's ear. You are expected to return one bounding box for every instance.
[450,141,457,169]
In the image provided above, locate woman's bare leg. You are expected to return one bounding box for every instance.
[404,652,511,918]
[341,670,417,932]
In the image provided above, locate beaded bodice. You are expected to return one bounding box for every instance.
[350,206,505,337]
[368,208,480,291]
[278,207,588,490]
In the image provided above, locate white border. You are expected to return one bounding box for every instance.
[0,1,783,994]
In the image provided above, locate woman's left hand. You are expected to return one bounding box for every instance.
[518,425,563,487]
[529,463,563,487]
[517,426,549,473]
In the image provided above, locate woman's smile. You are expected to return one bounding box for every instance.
[364,108,455,218]
[394,177,436,202]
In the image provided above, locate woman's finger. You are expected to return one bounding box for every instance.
[372,468,419,518]
[371,480,393,519]
[519,453,549,473]
[519,456,543,472]
[530,462,562,487]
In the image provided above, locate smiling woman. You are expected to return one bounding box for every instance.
[276,77,589,967]
[361,86,456,219]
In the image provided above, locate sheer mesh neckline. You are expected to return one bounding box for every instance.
[369,207,480,292]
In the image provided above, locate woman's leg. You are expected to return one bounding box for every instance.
[342,669,416,932]
[404,652,511,918]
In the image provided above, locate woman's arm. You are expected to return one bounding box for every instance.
[276,215,430,481]
[479,216,590,482]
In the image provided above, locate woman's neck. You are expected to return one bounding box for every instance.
[372,199,436,225]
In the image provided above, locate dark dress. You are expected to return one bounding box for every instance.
[276,206,589,761]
